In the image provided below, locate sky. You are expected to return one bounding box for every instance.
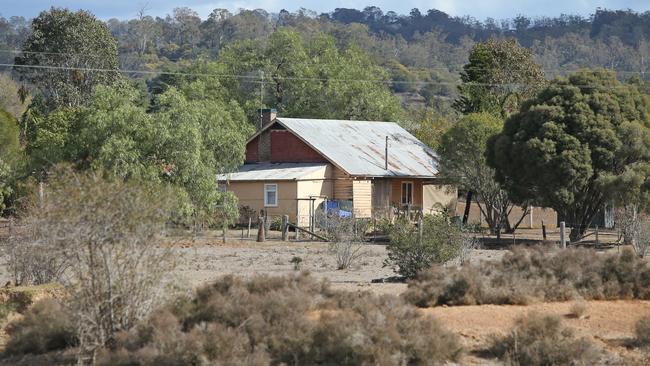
[2,0,650,21]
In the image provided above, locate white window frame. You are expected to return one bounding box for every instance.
[264,184,278,207]
[401,181,413,205]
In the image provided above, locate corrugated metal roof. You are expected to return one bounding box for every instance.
[276,118,439,177]
[218,162,329,181]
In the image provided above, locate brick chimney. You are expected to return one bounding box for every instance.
[257,108,277,130]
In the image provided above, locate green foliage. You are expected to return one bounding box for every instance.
[487,69,650,240]
[385,213,462,279]
[439,113,514,234]
[290,256,303,270]
[96,274,462,365]
[411,108,453,150]
[23,81,251,220]
[454,38,545,117]
[403,246,650,307]
[211,29,403,123]
[0,74,30,119]
[439,112,502,191]
[0,110,22,215]
[15,7,119,110]
[490,312,599,365]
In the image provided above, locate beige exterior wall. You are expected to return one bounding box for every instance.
[296,166,334,226]
[352,180,372,218]
[227,165,335,226]
[456,202,558,230]
[423,184,458,215]
[227,181,298,222]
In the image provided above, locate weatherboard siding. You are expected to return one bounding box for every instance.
[333,168,353,200]
[352,180,372,217]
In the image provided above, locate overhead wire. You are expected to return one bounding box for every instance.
[1,48,648,75]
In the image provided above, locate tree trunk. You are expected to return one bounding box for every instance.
[462,191,473,225]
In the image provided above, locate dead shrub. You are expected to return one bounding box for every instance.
[404,246,650,307]
[323,215,368,270]
[635,315,650,347]
[98,273,462,366]
[569,300,588,319]
[4,299,76,356]
[491,312,600,365]
[17,167,178,360]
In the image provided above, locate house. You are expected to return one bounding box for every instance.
[219,109,456,226]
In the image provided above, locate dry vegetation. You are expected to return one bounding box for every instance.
[490,312,601,365]
[96,273,462,365]
[404,246,650,307]
[4,168,179,362]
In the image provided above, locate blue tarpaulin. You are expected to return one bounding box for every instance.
[325,201,352,218]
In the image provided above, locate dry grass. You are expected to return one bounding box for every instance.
[404,246,650,307]
[635,315,650,347]
[490,312,601,365]
[3,299,76,356]
[97,273,462,366]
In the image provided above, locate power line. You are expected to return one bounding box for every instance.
[0,62,645,89]
[1,48,649,75]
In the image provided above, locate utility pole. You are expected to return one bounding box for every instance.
[259,70,264,130]
[384,136,389,170]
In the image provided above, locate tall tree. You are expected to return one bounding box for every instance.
[0,109,21,215]
[24,80,251,220]
[212,29,403,123]
[487,69,650,241]
[439,113,526,236]
[15,8,119,110]
[0,74,30,119]
[454,38,545,118]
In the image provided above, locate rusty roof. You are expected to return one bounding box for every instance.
[275,118,439,178]
[218,162,329,181]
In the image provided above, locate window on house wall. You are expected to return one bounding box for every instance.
[217,182,227,193]
[264,184,278,207]
[401,182,413,205]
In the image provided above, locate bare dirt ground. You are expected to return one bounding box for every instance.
[1,223,647,363]
[168,229,507,294]
[427,300,650,365]
[165,228,650,364]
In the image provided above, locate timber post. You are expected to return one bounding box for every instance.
[282,215,289,241]
[560,221,566,249]
[257,216,265,242]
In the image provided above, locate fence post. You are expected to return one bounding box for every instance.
[560,221,566,249]
[282,215,289,241]
[222,220,227,244]
[595,225,599,246]
[417,216,423,244]
[257,216,265,242]
[247,217,251,238]
[8,218,13,239]
[542,220,547,241]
